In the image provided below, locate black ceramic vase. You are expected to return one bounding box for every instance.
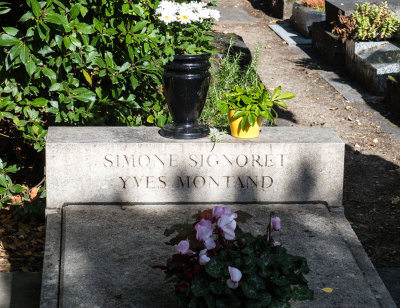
[160,53,211,139]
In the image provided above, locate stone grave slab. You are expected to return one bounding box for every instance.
[269,23,312,45]
[346,41,400,95]
[46,127,344,209]
[41,203,396,307]
[41,127,396,307]
[290,2,325,38]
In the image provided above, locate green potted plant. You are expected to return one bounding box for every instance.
[153,1,220,139]
[217,83,295,139]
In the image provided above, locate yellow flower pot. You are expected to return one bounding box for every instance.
[228,110,262,139]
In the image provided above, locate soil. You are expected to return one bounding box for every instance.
[0,0,399,272]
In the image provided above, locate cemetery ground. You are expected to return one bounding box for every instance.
[0,0,400,305]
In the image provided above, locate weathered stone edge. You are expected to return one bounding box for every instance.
[330,207,397,308]
[40,210,62,308]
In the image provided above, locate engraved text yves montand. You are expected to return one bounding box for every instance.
[103,153,285,190]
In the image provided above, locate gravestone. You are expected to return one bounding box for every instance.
[346,41,400,95]
[40,127,396,307]
[290,2,325,38]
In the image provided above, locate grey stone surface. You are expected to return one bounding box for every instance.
[377,267,400,306]
[269,23,312,46]
[46,127,344,209]
[40,203,396,307]
[265,0,294,20]
[312,21,345,66]
[290,2,325,38]
[40,211,61,308]
[325,0,400,25]
[0,272,41,308]
[346,40,400,95]
[318,71,383,103]
[216,7,257,25]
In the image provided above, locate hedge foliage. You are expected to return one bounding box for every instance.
[0,0,175,153]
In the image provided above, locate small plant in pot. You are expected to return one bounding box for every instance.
[217,83,295,139]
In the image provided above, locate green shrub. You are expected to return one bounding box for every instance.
[0,0,173,153]
[200,41,260,128]
[353,1,400,41]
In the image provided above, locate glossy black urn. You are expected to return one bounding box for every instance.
[160,53,211,139]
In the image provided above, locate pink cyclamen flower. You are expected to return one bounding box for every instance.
[212,206,232,220]
[271,217,281,231]
[226,266,242,289]
[199,249,210,265]
[175,240,194,255]
[195,219,213,243]
[204,237,216,250]
[217,213,237,240]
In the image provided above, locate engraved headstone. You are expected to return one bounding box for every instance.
[46,127,344,209]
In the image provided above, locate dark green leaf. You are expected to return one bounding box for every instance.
[25,56,36,76]
[3,27,18,36]
[210,280,224,295]
[0,33,19,46]
[191,276,209,297]
[206,258,225,278]
[30,0,42,18]
[44,12,69,26]
[241,281,258,299]
[32,98,48,107]
[70,88,96,103]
